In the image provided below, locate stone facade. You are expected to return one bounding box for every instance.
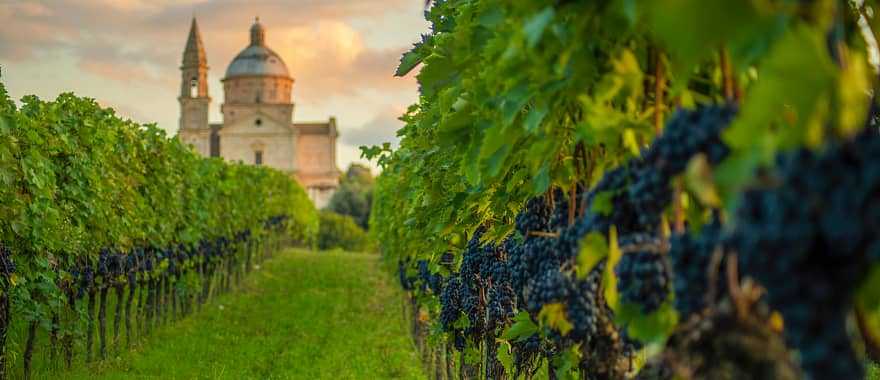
[177,18,339,208]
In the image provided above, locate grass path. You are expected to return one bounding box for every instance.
[38,249,424,380]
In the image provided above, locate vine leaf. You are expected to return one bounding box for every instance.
[576,232,607,279]
[604,226,622,311]
[550,346,580,380]
[395,48,423,77]
[718,25,839,204]
[684,154,721,208]
[523,7,555,48]
[496,340,514,375]
[614,301,678,346]
[837,52,871,136]
[524,101,549,133]
[502,311,538,342]
[645,0,779,87]
[857,264,880,312]
[539,303,573,336]
[532,164,551,195]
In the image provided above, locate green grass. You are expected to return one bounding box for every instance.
[31,249,424,379]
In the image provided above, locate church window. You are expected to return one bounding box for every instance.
[255,150,263,165]
[190,78,197,97]
[255,118,262,127]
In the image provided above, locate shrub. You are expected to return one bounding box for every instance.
[318,210,373,252]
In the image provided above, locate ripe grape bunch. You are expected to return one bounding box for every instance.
[614,234,670,314]
[666,218,726,318]
[0,246,14,279]
[726,127,880,380]
[576,104,738,237]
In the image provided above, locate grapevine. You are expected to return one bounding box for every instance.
[0,82,318,378]
[371,1,880,379]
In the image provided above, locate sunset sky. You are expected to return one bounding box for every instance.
[0,0,429,170]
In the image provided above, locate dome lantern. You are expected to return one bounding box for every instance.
[250,17,266,46]
[224,18,291,79]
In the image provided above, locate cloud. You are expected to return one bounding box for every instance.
[267,20,417,101]
[342,105,405,149]
[0,1,423,98]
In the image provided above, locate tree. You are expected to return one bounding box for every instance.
[326,163,373,229]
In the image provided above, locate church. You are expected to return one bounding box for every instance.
[177,18,340,208]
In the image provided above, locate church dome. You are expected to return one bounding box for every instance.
[225,19,290,79]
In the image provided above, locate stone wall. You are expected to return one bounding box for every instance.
[218,116,295,171]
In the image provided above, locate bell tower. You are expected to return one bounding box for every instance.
[178,17,211,156]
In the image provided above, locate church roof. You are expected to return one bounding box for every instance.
[225,18,290,79]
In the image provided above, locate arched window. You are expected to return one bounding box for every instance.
[190,78,198,97]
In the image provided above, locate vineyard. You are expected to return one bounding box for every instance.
[371,1,880,380]
[0,82,319,378]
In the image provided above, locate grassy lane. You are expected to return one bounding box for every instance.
[37,249,424,380]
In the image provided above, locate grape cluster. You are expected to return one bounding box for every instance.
[439,276,462,331]
[512,334,543,378]
[727,128,880,380]
[525,268,569,313]
[0,245,14,278]
[566,261,605,341]
[614,234,670,314]
[397,260,415,291]
[515,197,553,236]
[487,283,515,329]
[417,260,442,294]
[578,104,738,236]
[667,219,725,318]
[425,104,761,376]
[641,105,736,175]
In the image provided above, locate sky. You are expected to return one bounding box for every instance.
[0,0,429,171]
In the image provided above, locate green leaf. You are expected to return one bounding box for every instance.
[532,164,551,195]
[604,227,622,311]
[645,0,783,85]
[724,25,837,151]
[837,52,871,136]
[395,48,423,77]
[622,128,640,156]
[524,101,549,133]
[496,340,514,375]
[501,83,531,126]
[614,301,679,346]
[577,232,607,279]
[417,53,457,97]
[539,303,573,336]
[464,346,481,364]
[684,154,721,208]
[485,144,512,179]
[590,191,614,216]
[501,311,539,341]
[857,264,880,312]
[550,346,580,380]
[523,7,555,48]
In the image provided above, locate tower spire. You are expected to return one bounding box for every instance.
[183,17,207,67]
[179,17,210,138]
